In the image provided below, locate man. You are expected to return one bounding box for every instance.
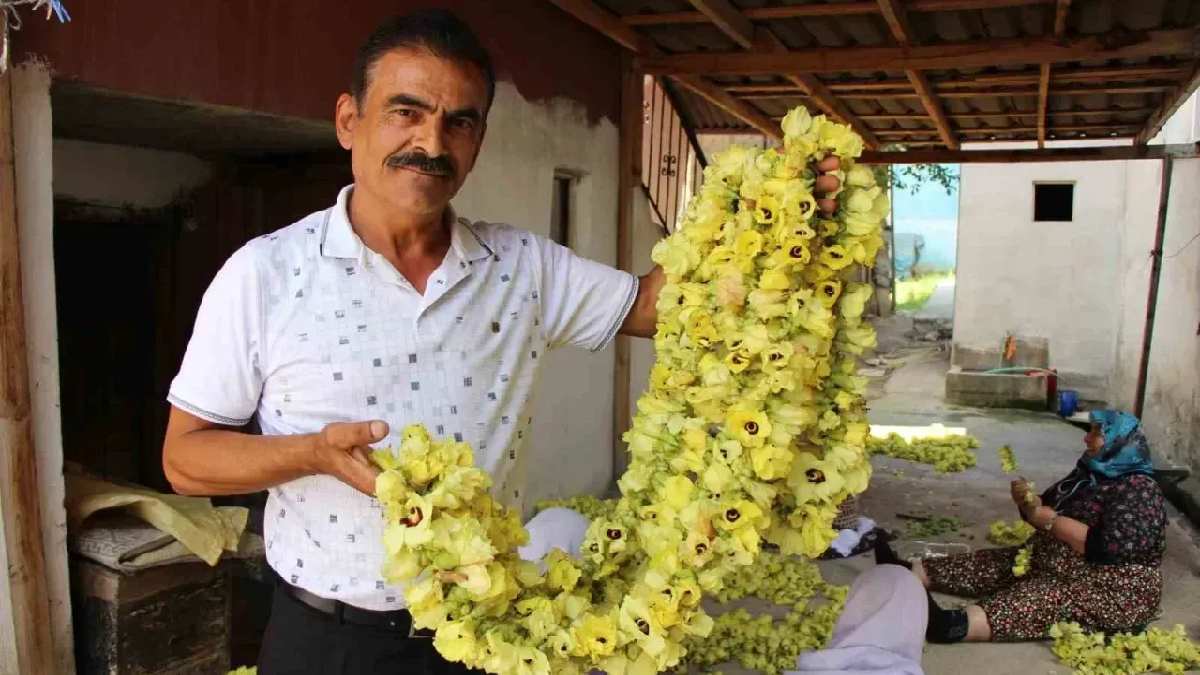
[163,9,840,674]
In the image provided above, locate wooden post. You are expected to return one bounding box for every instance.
[613,54,642,483]
[1133,156,1174,420]
[0,69,56,675]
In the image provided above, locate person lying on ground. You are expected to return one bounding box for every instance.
[876,410,1167,643]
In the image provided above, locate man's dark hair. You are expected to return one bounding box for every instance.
[352,9,495,112]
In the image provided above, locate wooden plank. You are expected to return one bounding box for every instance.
[1132,157,1173,419]
[1037,63,1051,147]
[876,0,917,44]
[613,54,641,480]
[1053,0,1072,36]
[622,0,1052,24]
[908,70,958,149]
[686,0,756,49]
[875,123,1141,134]
[858,142,1200,163]
[671,74,781,139]
[0,70,56,675]
[636,28,1198,75]
[1136,65,1200,143]
[546,0,655,52]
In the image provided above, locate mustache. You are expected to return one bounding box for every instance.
[385,151,456,176]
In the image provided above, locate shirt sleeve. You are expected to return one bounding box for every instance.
[1083,475,1167,565]
[534,234,638,352]
[167,243,266,426]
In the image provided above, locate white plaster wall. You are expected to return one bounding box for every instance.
[52,138,212,207]
[1109,161,1161,411]
[450,82,621,509]
[10,62,75,675]
[1149,90,1199,145]
[954,158,1128,399]
[1134,159,1200,469]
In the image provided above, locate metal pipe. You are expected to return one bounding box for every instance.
[1133,156,1174,419]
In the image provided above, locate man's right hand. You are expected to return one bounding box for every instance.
[310,421,390,496]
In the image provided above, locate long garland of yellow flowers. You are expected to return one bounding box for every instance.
[370,106,886,675]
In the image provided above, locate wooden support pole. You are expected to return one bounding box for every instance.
[0,69,56,675]
[1037,63,1051,148]
[613,54,641,480]
[1133,157,1174,419]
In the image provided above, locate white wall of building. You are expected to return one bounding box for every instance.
[450,82,623,509]
[53,138,213,208]
[956,91,1200,470]
[954,153,1128,398]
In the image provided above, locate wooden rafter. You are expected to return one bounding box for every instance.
[686,0,755,49]
[856,107,1156,121]
[875,124,1141,135]
[679,0,879,146]
[877,0,957,148]
[1136,64,1200,144]
[673,75,782,139]
[1038,0,1072,148]
[755,29,880,148]
[623,0,1053,25]
[635,29,1197,75]
[547,0,780,139]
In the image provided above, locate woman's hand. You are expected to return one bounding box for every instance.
[1011,479,1041,517]
[1028,506,1057,531]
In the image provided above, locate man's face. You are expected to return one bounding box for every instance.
[336,47,488,219]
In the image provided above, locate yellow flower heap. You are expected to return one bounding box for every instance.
[372,106,888,675]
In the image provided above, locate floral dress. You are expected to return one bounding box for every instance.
[923,473,1166,640]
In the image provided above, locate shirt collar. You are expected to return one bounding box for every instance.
[320,185,492,263]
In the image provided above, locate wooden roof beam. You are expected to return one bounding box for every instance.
[856,107,1156,120]
[635,29,1199,75]
[623,0,1053,25]
[1038,0,1072,148]
[547,0,782,139]
[1136,65,1200,144]
[907,71,958,148]
[739,83,1173,99]
[686,0,756,49]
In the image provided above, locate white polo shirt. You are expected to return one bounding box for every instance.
[168,185,637,609]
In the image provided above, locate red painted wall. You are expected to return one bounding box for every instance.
[15,0,620,125]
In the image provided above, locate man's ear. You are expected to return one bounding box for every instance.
[335,93,358,150]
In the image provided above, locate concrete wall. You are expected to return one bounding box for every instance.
[8,62,75,675]
[1135,158,1200,470]
[954,148,1129,399]
[448,82,623,508]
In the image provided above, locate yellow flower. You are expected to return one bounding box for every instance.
[781,106,814,139]
[788,452,846,504]
[724,349,753,373]
[733,230,765,260]
[747,289,788,319]
[651,236,701,278]
[659,475,695,510]
[819,244,853,270]
[546,549,582,592]
[760,342,794,372]
[384,494,435,552]
[750,444,794,480]
[754,195,780,224]
[727,409,772,448]
[619,595,668,656]
[434,620,477,663]
[816,279,843,307]
[845,163,876,188]
[571,613,619,658]
[839,282,873,319]
[758,268,792,291]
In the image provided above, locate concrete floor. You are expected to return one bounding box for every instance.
[714,345,1200,674]
[912,278,956,321]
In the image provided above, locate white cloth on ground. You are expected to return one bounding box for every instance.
[790,564,927,675]
[518,507,591,569]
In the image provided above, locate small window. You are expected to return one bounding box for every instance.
[1034,183,1074,222]
[550,172,575,247]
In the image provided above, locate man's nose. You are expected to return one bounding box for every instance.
[412,116,448,159]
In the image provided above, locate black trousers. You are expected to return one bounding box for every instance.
[257,586,475,675]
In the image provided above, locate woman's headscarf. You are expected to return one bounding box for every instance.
[1051,410,1153,509]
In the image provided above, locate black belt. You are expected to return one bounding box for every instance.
[283,583,433,637]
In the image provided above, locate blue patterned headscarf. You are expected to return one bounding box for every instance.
[1084,410,1153,479]
[1051,410,1153,508]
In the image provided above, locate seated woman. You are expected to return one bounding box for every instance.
[879,410,1167,643]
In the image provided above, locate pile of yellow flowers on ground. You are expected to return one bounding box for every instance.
[866,433,979,472]
[371,106,886,675]
[998,444,1018,473]
[987,518,1035,546]
[1012,544,1033,577]
[1049,622,1200,674]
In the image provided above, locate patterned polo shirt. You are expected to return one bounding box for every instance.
[168,185,637,609]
